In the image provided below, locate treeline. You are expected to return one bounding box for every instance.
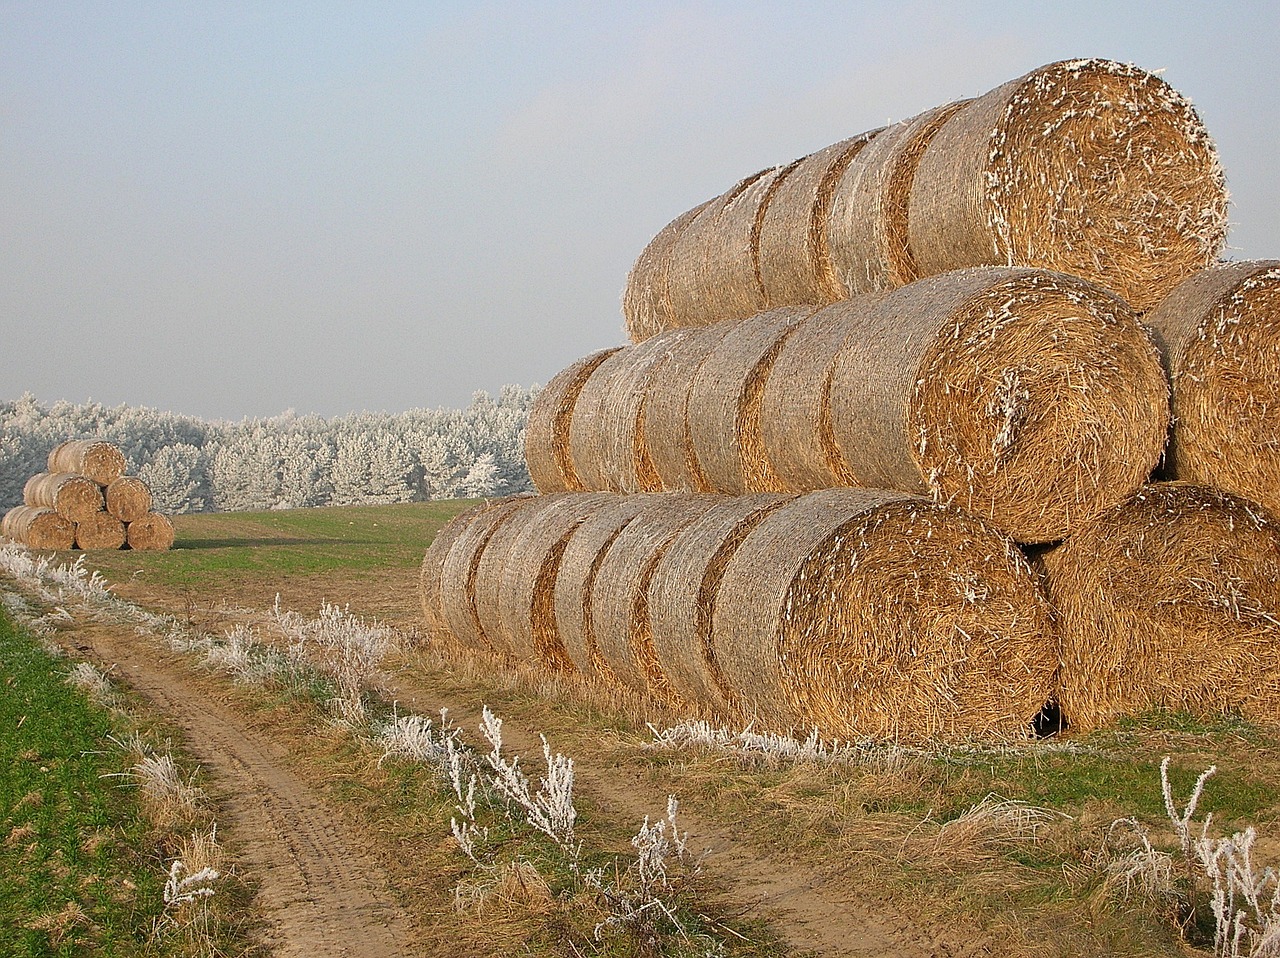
[0,387,536,514]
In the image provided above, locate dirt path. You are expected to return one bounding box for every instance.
[59,623,422,958]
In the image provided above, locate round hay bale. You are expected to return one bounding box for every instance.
[568,332,692,493]
[1041,482,1280,731]
[525,348,622,494]
[623,200,714,342]
[494,492,621,671]
[553,496,655,678]
[105,476,153,522]
[642,321,738,492]
[47,439,127,486]
[647,493,795,716]
[125,512,174,551]
[907,59,1228,312]
[828,102,969,295]
[420,499,509,636]
[687,307,816,494]
[758,295,888,490]
[1144,260,1280,517]
[711,488,1056,743]
[588,494,720,700]
[439,496,539,652]
[75,511,126,551]
[827,266,1169,544]
[757,131,883,307]
[25,472,106,522]
[3,505,75,550]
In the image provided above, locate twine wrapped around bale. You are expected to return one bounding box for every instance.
[647,493,795,716]
[25,472,106,522]
[908,59,1227,312]
[828,102,969,295]
[568,332,692,494]
[105,476,153,522]
[1144,261,1280,517]
[623,200,713,342]
[757,131,882,307]
[525,348,622,494]
[47,439,127,487]
[588,494,720,701]
[758,294,888,490]
[687,307,816,494]
[420,500,509,635]
[125,512,174,551]
[710,488,1055,743]
[1041,483,1280,731]
[75,512,126,551]
[2,505,75,550]
[642,322,738,492]
[827,267,1169,543]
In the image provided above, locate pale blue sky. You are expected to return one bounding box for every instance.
[3,1,1276,420]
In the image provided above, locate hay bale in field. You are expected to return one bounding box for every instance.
[686,307,816,494]
[1041,483,1280,731]
[827,266,1169,544]
[75,511,126,551]
[908,59,1227,312]
[642,322,738,492]
[2,505,75,550]
[47,439,127,487]
[711,488,1055,743]
[647,493,795,716]
[125,512,174,551]
[419,500,509,636]
[439,496,539,652]
[568,332,691,493]
[525,348,622,494]
[828,102,969,295]
[623,201,714,342]
[757,131,882,307]
[105,476,153,522]
[1143,261,1280,517]
[24,472,106,522]
[588,494,720,701]
[491,492,623,671]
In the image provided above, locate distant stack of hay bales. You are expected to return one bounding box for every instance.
[3,440,174,551]
[426,58,1280,739]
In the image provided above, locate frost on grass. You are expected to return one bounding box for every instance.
[64,661,118,707]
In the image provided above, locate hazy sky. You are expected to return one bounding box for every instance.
[3,2,1277,421]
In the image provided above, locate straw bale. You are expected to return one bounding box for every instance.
[24,472,106,522]
[751,294,876,491]
[105,476,153,522]
[827,266,1169,543]
[568,332,691,493]
[47,439,127,486]
[647,493,794,716]
[75,511,126,551]
[587,494,720,700]
[439,496,539,652]
[125,512,174,551]
[494,492,621,671]
[642,322,738,492]
[711,488,1055,743]
[1041,482,1280,730]
[553,496,655,679]
[687,307,816,494]
[2,505,75,550]
[908,59,1227,312]
[525,349,622,494]
[757,131,882,307]
[665,167,784,331]
[419,499,509,635]
[1143,260,1280,517]
[623,200,714,342]
[828,102,969,295]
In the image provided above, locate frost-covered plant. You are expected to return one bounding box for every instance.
[64,661,117,706]
[163,859,220,908]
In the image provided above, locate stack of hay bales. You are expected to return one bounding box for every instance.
[3,440,174,551]
[426,58,1280,739]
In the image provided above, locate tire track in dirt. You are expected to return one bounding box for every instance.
[61,624,420,958]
